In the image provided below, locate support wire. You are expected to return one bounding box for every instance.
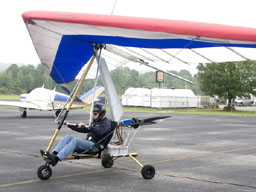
[89,48,103,125]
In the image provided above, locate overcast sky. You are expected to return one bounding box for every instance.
[0,0,255,73]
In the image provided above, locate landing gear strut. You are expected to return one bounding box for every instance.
[19,108,27,118]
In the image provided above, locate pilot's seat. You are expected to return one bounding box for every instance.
[72,121,117,158]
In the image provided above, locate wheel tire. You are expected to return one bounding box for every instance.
[55,110,61,118]
[37,165,52,180]
[141,165,155,179]
[21,111,27,118]
[101,157,114,168]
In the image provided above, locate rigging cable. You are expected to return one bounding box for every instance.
[89,47,103,125]
[111,0,118,15]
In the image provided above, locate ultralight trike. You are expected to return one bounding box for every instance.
[38,45,169,180]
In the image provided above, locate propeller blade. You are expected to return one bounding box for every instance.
[142,116,171,123]
[141,122,157,125]
[60,84,83,103]
[60,84,72,95]
[130,116,170,128]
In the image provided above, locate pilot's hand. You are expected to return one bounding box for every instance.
[63,120,70,125]
[78,122,85,128]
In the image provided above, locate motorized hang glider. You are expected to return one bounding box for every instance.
[22,11,256,180]
[0,85,104,118]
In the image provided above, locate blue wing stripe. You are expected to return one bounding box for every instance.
[50,35,256,83]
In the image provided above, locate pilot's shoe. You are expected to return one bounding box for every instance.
[40,149,46,158]
[46,152,60,166]
[40,149,58,157]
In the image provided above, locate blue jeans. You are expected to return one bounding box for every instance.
[53,136,98,160]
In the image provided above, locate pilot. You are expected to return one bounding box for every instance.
[43,103,111,166]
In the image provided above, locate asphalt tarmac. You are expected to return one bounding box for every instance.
[0,108,256,192]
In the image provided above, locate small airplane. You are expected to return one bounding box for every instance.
[21,11,256,180]
[0,85,104,118]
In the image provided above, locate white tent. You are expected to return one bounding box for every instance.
[122,87,198,108]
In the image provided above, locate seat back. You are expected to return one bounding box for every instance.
[73,120,117,156]
[99,120,117,150]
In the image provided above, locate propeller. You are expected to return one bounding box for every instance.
[131,116,171,128]
[60,84,83,103]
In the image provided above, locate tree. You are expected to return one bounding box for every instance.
[0,63,204,96]
[197,61,256,106]
[6,64,19,80]
[191,76,205,96]
[0,71,13,94]
[164,70,193,89]
[110,67,140,94]
[138,71,157,88]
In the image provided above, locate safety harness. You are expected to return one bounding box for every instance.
[72,121,117,159]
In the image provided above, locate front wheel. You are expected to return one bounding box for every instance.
[55,110,61,118]
[37,164,52,180]
[21,111,27,118]
[141,165,155,179]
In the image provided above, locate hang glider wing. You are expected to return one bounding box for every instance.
[22,11,256,83]
[0,101,41,109]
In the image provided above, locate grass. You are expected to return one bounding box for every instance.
[0,95,19,101]
[0,95,19,109]
[83,105,256,116]
[0,95,255,116]
[169,108,256,116]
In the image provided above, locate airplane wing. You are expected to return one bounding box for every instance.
[0,101,42,109]
[80,86,105,105]
[22,11,256,84]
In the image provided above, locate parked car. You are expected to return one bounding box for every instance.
[232,97,253,106]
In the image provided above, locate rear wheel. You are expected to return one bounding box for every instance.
[101,157,114,168]
[141,165,155,179]
[37,164,52,180]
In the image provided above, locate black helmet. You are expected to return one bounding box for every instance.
[93,103,106,121]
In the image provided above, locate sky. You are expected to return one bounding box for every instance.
[0,0,256,74]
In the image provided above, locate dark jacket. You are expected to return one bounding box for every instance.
[67,117,111,143]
